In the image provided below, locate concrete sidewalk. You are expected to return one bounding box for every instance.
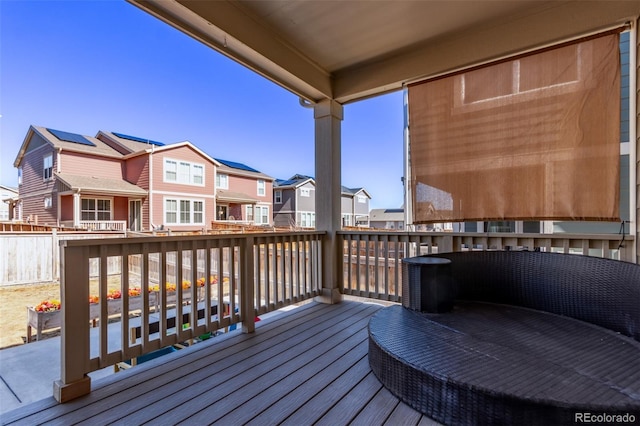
[0,327,117,416]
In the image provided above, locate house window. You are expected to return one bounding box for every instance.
[193,165,204,185]
[216,173,229,189]
[180,200,190,224]
[18,167,22,185]
[193,201,203,223]
[44,196,52,209]
[357,195,367,204]
[274,190,282,204]
[246,205,253,222]
[300,188,310,197]
[179,162,190,184]
[43,154,53,180]
[165,199,177,223]
[257,180,265,196]
[165,198,204,225]
[81,198,111,221]
[164,158,205,186]
[165,160,177,181]
[254,205,269,225]
[300,212,315,227]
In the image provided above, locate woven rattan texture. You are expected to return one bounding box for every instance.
[369,303,640,425]
[427,251,640,341]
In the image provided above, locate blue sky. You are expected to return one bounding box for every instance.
[0,0,405,209]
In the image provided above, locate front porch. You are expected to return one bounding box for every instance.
[2,299,437,425]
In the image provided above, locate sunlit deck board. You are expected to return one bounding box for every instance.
[2,300,438,426]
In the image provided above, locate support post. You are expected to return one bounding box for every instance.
[313,99,344,304]
[72,192,81,228]
[241,235,256,333]
[54,243,91,402]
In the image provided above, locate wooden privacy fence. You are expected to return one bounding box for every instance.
[0,231,124,286]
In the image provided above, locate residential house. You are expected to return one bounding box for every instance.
[369,208,405,230]
[273,174,371,228]
[214,158,274,225]
[341,186,371,227]
[0,185,18,221]
[369,208,442,231]
[273,174,316,228]
[13,126,218,232]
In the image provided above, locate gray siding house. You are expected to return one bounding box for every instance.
[273,174,371,228]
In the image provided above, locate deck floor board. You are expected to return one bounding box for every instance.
[2,301,434,426]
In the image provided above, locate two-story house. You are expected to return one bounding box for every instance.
[13,126,218,232]
[341,186,371,227]
[273,174,371,228]
[214,158,273,225]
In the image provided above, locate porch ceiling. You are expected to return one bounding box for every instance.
[129,1,638,104]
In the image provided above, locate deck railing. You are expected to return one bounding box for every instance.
[339,231,634,302]
[54,229,633,402]
[79,220,127,231]
[54,231,323,402]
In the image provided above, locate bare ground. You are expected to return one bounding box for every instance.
[0,282,62,348]
[0,279,125,349]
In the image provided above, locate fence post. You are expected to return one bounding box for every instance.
[241,235,256,333]
[52,228,58,282]
[53,242,91,402]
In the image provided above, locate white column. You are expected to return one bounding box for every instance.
[73,192,81,228]
[314,99,344,304]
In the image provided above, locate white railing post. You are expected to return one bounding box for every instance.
[241,235,256,333]
[54,242,91,402]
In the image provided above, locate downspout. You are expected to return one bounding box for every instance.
[149,148,153,231]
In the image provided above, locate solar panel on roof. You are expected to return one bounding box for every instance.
[215,158,260,173]
[112,132,165,146]
[47,128,96,147]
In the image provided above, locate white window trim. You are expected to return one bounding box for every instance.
[257,179,266,197]
[44,196,52,209]
[163,197,205,225]
[216,173,229,189]
[80,197,113,221]
[299,211,316,227]
[163,157,205,187]
[300,188,311,197]
[43,154,53,181]
[274,190,282,204]
[254,205,269,225]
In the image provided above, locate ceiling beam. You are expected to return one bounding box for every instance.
[333,1,639,103]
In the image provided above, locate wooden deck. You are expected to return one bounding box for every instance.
[2,300,439,426]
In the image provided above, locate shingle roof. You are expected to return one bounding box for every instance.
[214,158,273,180]
[34,126,124,159]
[56,173,147,196]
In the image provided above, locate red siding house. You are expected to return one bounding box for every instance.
[214,158,274,226]
[13,126,219,232]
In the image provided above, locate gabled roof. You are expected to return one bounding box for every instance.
[215,158,273,181]
[14,126,123,167]
[0,185,18,194]
[56,173,147,197]
[274,174,315,189]
[341,186,371,199]
[370,208,405,222]
[96,130,166,155]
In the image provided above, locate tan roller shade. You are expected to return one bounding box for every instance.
[409,33,621,223]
